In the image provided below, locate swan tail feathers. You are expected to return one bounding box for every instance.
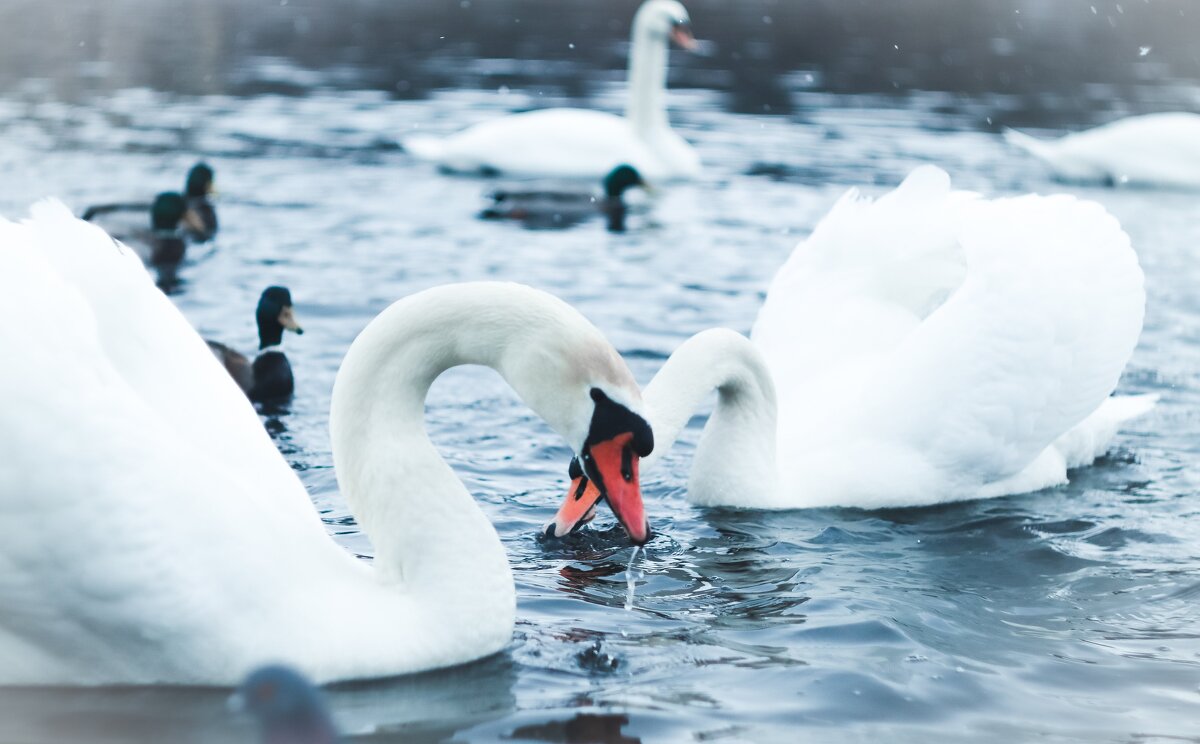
[1053,394,1157,470]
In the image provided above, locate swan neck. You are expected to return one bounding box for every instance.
[642,330,779,504]
[626,13,670,135]
[329,288,543,600]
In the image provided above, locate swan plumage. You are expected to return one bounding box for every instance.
[552,166,1150,527]
[1004,112,1200,188]
[405,0,700,180]
[0,202,652,684]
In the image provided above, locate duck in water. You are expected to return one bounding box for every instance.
[207,286,304,402]
[480,164,647,232]
[82,161,218,242]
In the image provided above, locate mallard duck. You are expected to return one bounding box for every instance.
[81,161,218,242]
[480,164,647,231]
[182,162,218,241]
[207,286,304,402]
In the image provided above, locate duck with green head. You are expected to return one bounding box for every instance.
[81,161,218,244]
[480,164,647,232]
[207,286,304,402]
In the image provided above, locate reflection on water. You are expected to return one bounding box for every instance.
[1,0,1199,741]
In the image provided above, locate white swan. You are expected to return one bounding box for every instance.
[550,166,1152,531]
[0,202,654,685]
[405,0,701,180]
[1004,112,1200,188]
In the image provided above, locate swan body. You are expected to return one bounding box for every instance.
[553,166,1151,523]
[1004,113,1200,188]
[405,0,700,180]
[0,202,651,685]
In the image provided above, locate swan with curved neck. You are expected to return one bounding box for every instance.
[551,166,1153,531]
[404,0,701,180]
[0,208,652,686]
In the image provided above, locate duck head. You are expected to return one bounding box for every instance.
[603,164,646,199]
[256,286,304,350]
[150,192,186,231]
[186,162,216,198]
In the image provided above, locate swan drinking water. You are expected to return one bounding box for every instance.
[405,0,701,180]
[550,166,1152,535]
[0,203,652,685]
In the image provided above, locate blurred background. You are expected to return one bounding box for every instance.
[2,0,1196,123]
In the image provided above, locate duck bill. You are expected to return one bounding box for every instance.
[670,23,698,51]
[584,435,650,544]
[546,476,603,538]
[278,306,304,335]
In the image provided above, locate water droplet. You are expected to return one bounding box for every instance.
[624,545,642,611]
[894,44,900,50]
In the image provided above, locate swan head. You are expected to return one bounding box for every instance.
[577,387,653,544]
[633,0,697,51]
[494,296,652,544]
[543,390,653,545]
[256,286,303,350]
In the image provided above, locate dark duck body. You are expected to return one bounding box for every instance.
[207,286,304,403]
[480,164,646,232]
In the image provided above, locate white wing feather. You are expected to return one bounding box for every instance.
[753,167,1147,508]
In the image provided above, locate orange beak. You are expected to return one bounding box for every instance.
[547,433,650,545]
[670,23,698,51]
[546,472,603,539]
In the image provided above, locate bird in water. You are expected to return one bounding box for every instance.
[232,665,339,744]
[81,161,218,242]
[480,164,647,232]
[207,286,304,402]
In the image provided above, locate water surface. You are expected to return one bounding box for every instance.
[0,2,1198,741]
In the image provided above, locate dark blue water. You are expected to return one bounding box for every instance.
[2,2,1199,742]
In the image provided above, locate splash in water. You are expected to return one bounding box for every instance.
[624,545,642,611]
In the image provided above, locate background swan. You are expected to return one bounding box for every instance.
[0,203,653,685]
[551,166,1151,531]
[1004,113,1200,188]
[405,0,700,180]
